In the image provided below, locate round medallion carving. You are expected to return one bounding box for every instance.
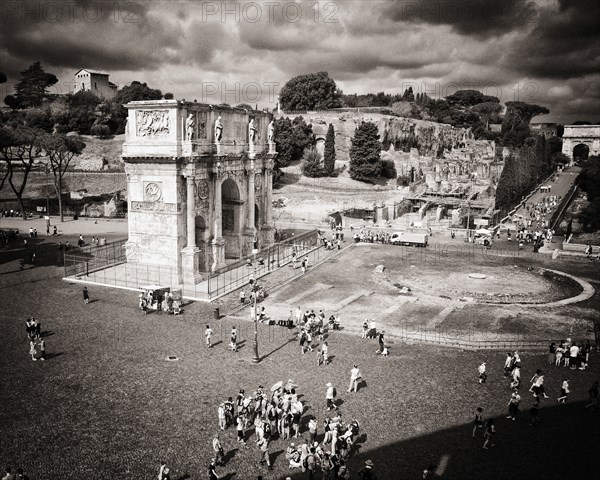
[197,180,209,199]
[144,182,162,202]
[254,173,262,190]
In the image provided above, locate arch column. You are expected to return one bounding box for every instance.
[212,164,226,271]
[181,171,202,285]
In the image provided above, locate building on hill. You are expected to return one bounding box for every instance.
[73,69,117,99]
[531,123,558,137]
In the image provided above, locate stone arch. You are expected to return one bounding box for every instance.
[572,143,590,161]
[222,178,243,258]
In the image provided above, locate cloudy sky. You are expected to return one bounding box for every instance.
[0,0,598,123]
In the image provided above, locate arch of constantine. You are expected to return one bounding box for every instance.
[561,125,600,161]
[122,100,276,285]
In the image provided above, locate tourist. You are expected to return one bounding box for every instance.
[236,415,246,444]
[158,461,167,480]
[510,365,521,389]
[478,362,487,384]
[362,319,369,338]
[229,327,237,352]
[503,353,513,377]
[585,244,592,260]
[218,403,226,430]
[207,459,219,480]
[83,286,90,304]
[38,339,46,361]
[205,325,213,348]
[333,315,341,330]
[507,390,520,420]
[15,468,29,480]
[472,407,483,437]
[257,436,272,470]
[348,364,362,393]
[585,380,599,411]
[377,331,385,354]
[555,344,564,366]
[320,342,329,365]
[357,459,376,479]
[557,379,570,403]
[529,399,540,425]
[308,418,318,445]
[548,342,556,365]
[569,343,580,370]
[325,382,338,411]
[531,370,549,399]
[53,225,57,235]
[213,433,225,465]
[29,340,37,361]
[239,289,246,304]
[295,306,302,325]
[482,419,495,449]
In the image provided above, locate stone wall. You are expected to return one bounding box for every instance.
[278,111,474,160]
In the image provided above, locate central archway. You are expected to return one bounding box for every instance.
[573,143,590,161]
[222,178,243,258]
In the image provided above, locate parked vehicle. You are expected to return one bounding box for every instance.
[389,231,428,247]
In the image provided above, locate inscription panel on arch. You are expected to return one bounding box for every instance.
[130,201,181,214]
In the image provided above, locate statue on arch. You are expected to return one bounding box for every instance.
[185,113,194,141]
[268,119,275,153]
[249,118,257,143]
[214,115,223,143]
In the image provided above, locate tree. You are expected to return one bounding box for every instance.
[0,72,6,84]
[235,103,253,110]
[39,134,86,222]
[349,122,382,182]
[501,102,549,147]
[163,92,174,99]
[279,72,342,111]
[301,148,325,178]
[401,87,415,102]
[471,101,503,130]
[0,125,44,219]
[273,116,314,171]
[105,81,163,135]
[323,123,336,175]
[446,90,499,107]
[6,62,58,109]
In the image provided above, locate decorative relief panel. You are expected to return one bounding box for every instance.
[254,173,262,191]
[197,112,207,139]
[197,180,209,200]
[130,201,180,214]
[143,182,163,202]
[136,110,170,136]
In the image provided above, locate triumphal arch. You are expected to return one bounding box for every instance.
[562,125,600,162]
[122,100,276,285]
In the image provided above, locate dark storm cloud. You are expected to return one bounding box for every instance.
[507,0,600,79]
[381,0,538,37]
[0,0,183,76]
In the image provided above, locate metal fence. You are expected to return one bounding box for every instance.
[63,230,327,300]
[391,324,556,350]
[64,240,127,277]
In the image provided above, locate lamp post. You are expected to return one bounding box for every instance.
[251,228,260,364]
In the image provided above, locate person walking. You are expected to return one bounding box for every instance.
[236,415,246,444]
[357,460,376,479]
[377,331,385,354]
[529,400,540,425]
[205,325,213,348]
[472,407,483,437]
[218,403,226,430]
[478,362,487,384]
[257,436,272,470]
[507,390,520,420]
[325,383,338,411]
[207,459,219,480]
[557,379,569,403]
[239,290,246,304]
[348,364,362,393]
[38,339,46,361]
[482,419,495,449]
[158,461,167,480]
[213,433,225,466]
[83,286,90,304]
[29,340,37,361]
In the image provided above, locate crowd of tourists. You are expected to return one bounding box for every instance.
[473,341,598,451]
[154,377,376,479]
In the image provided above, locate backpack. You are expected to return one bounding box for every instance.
[333,387,337,398]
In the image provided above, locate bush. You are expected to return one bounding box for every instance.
[381,159,397,179]
[301,148,326,178]
[54,124,69,134]
[90,124,112,138]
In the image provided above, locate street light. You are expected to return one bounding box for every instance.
[251,228,260,364]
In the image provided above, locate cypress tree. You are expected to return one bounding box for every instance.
[323,123,336,176]
[349,122,382,182]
